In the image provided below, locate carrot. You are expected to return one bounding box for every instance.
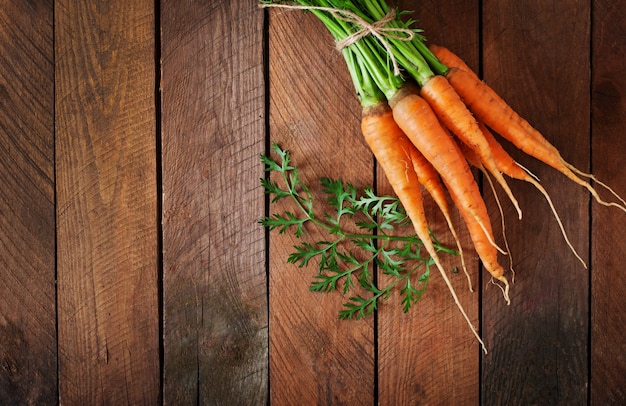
[311,12,493,346]
[409,145,472,292]
[454,133,516,280]
[361,102,487,351]
[461,118,586,269]
[430,44,626,210]
[426,44,589,267]
[388,86,510,303]
[482,166,517,282]
[453,130,482,170]
[441,64,626,212]
[444,176,510,304]
[480,122,587,268]
[419,74,523,220]
[429,44,479,80]
[428,44,518,117]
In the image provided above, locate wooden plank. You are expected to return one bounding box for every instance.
[55,1,160,403]
[377,1,481,404]
[0,1,56,403]
[160,1,267,403]
[267,8,375,405]
[591,0,626,403]
[481,1,591,403]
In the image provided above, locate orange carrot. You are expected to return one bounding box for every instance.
[430,44,566,150]
[408,146,471,291]
[360,105,428,241]
[445,175,510,302]
[388,87,510,303]
[454,132,482,170]
[454,133,516,279]
[429,44,479,80]
[424,46,589,267]
[420,74,523,220]
[360,103,487,351]
[429,44,512,114]
[442,64,626,212]
[479,122,587,268]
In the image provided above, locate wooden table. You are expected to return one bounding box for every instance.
[1,0,624,404]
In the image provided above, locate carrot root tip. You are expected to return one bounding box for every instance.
[492,275,511,305]
[526,175,588,269]
[432,256,487,353]
[559,158,626,212]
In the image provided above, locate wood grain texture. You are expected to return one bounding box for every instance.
[267,9,375,405]
[376,1,481,404]
[1,0,625,403]
[55,1,160,403]
[160,0,268,403]
[0,1,56,403]
[481,1,591,403]
[591,0,626,403]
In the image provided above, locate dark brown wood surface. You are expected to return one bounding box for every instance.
[591,1,626,404]
[160,0,267,403]
[55,0,160,403]
[0,0,624,404]
[0,1,56,403]
[481,1,592,403]
[268,9,375,405]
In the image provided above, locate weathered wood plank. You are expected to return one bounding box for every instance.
[481,1,591,403]
[55,1,160,403]
[267,8,375,405]
[0,1,56,403]
[591,0,626,403]
[377,1,481,404]
[160,1,267,403]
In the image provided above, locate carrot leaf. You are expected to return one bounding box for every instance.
[261,144,456,319]
[400,268,430,313]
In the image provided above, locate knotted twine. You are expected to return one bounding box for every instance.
[259,3,415,76]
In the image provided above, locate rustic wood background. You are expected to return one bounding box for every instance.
[1,0,624,404]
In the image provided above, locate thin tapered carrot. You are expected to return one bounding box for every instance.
[431,44,574,153]
[425,45,590,266]
[389,87,498,250]
[420,74,523,220]
[429,44,517,116]
[430,44,547,150]
[430,44,626,211]
[480,122,587,268]
[454,134,516,280]
[444,176,510,304]
[436,122,512,286]
[444,65,626,212]
[481,166,516,284]
[361,103,487,351]
[388,87,510,302]
[408,146,472,292]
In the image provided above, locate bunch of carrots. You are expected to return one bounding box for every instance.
[261,0,626,351]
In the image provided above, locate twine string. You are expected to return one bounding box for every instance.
[259,3,414,76]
